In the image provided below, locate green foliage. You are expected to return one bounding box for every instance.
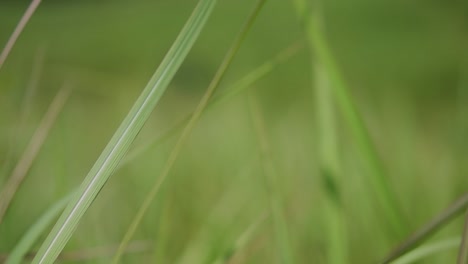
[31,0,218,262]
[0,0,467,263]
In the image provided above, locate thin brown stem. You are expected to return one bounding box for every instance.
[0,46,46,179]
[0,0,42,70]
[0,85,71,225]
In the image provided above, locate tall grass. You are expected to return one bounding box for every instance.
[292,1,347,263]
[31,0,218,262]
[292,0,406,238]
[0,1,464,263]
[111,1,267,262]
[3,39,298,264]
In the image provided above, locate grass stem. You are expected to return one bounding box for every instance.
[31,1,218,262]
[381,192,468,263]
[0,85,71,225]
[0,0,42,71]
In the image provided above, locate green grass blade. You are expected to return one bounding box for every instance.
[0,0,42,71]
[249,95,295,264]
[5,193,72,264]
[31,1,218,263]
[392,238,460,264]
[4,41,298,264]
[111,1,267,262]
[292,1,347,263]
[381,193,468,263]
[292,0,406,237]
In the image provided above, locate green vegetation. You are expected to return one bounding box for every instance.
[0,0,467,263]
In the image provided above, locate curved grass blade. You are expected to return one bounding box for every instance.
[291,0,406,237]
[0,0,42,71]
[31,1,218,263]
[5,193,72,264]
[392,238,460,264]
[0,85,71,225]
[111,1,268,262]
[381,193,468,263]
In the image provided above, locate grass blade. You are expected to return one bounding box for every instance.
[248,95,295,264]
[5,194,72,264]
[1,46,45,186]
[0,85,71,225]
[292,1,347,263]
[392,238,460,264]
[31,1,218,263]
[381,193,468,263]
[0,0,42,71]
[3,41,298,263]
[111,1,268,262]
[457,210,468,264]
[291,0,406,237]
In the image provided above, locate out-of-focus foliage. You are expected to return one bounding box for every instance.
[0,0,467,263]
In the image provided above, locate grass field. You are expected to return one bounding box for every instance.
[0,0,468,263]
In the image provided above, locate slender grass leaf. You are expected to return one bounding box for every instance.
[31,0,218,263]
[292,1,348,263]
[0,46,45,180]
[6,193,72,264]
[292,0,406,237]
[0,85,71,225]
[111,1,267,262]
[5,41,298,264]
[382,193,468,263]
[0,0,42,71]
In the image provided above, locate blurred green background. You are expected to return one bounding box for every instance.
[1,0,468,263]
